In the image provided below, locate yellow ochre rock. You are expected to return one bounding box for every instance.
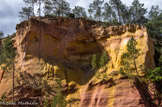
[0,18,155,107]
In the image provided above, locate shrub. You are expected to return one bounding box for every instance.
[91,54,98,69]
[99,51,109,67]
[147,67,162,82]
[91,51,109,70]
[51,79,67,107]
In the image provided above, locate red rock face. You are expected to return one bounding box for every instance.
[0,17,156,106]
[80,78,152,107]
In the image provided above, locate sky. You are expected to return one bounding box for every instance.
[0,0,162,35]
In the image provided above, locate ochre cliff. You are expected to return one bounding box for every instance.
[0,17,156,107]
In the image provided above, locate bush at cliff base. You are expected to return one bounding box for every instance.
[147,67,162,82]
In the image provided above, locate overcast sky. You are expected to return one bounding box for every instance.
[0,0,161,36]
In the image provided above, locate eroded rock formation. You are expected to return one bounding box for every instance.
[0,17,156,107]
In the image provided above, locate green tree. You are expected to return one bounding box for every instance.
[91,54,98,69]
[109,0,123,23]
[51,79,67,107]
[88,0,104,21]
[0,36,16,103]
[130,0,147,24]
[44,0,53,16]
[37,0,45,16]
[91,51,109,70]
[148,5,161,19]
[102,2,116,22]
[0,31,4,39]
[147,67,162,82]
[19,7,33,21]
[44,0,71,17]
[72,6,87,18]
[120,4,131,23]
[23,0,37,16]
[99,51,109,67]
[121,37,141,76]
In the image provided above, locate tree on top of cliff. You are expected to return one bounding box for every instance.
[109,0,123,23]
[72,6,87,18]
[88,0,104,21]
[37,0,45,16]
[102,2,117,22]
[44,0,70,17]
[0,31,4,39]
[121,37,141,77]
[19,7,33,21]
[23,0,37,16]
[130,0,147,24]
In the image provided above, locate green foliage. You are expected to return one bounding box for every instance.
[147,67,162,82]
[91,54,98,69]
[99,51,109,67]
[159,55,162,67]
[130,0,147,24]
[23,0,37,16]
[0,31,4,39]
[102,2,117,22]
[0,36,16,71]
[148,5,161,19]
[44,0,70,17]
[91,51,109,70]
[88,0,104,21]
[19,7,33,21]
[0,92,7,101]
[72,6,87,18]
[121,37,141,76]
[66,13,75,18]
[51,79,67,107]
[109,0,123,23]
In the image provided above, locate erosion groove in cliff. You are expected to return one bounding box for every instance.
[0,17,156,107]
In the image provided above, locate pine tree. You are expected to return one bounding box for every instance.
[19,7,33,21]
[37,0,45,16]
[145,7,162,44]
[109,0,123,23]
[120,4,131,23]
[0,31,4,39]
[99,51,109,67]
[72,6,87,18]
[88,0,104,21]
[102,2,115,22]
[91,54,97,69]
[23,0,37,16]
[130,0,147,24]
[43,0,71,17]
[121,37,141,77]
[44,0,53,16]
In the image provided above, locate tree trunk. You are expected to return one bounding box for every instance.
[134,58,139,77]
[32,0,34,16]
[12,62,15,106]
[38,0,41,16]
